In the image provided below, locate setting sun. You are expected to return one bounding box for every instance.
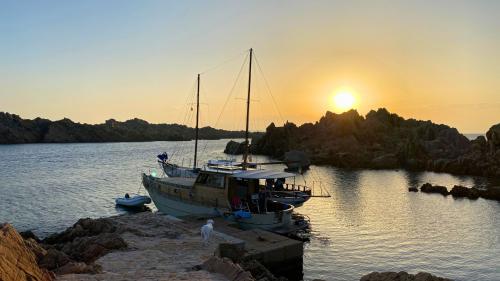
[332,91,356,111]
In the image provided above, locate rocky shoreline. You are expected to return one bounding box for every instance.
[227,108,500,178]
[1,212,454,281]
[0,112,261,144]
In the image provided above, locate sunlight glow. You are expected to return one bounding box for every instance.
[332,91,356,111]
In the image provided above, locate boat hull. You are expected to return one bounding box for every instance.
[142,173,294,230]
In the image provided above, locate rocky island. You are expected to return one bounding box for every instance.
[0,112,261,144]
[229,108,500,178]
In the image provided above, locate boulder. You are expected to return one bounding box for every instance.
[38,248,71,270]
[408,187,418,192]
[60,232,127,263]
[449,185,480,199]
[224,140,247,155]
[43,217,116,245]
[360,271,452,281]
[0,223,53,281]
[24,238,47,262]
[20,230,41,242]
[420,183,449,196]
[55,262,101,275]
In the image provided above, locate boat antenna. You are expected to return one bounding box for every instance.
[193,73,200,169]
[243,48,253,169]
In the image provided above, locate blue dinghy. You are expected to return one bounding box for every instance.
[115,194,151,208]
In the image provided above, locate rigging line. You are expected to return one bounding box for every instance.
[253,51,286,125]
[201,52,250,155]
[171,78,197,160]
[199,49,248,75]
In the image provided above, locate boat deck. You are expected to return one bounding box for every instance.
[157,177,196,188]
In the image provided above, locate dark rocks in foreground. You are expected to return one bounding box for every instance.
[244,108,500,178]
[360,271,452,281]
[0,223,54,281]
[0,112,261,144]
[0,216,128,278]
[415,183,500,202]
[41,217,127,267]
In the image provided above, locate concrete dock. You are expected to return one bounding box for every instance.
[183,216,304,280]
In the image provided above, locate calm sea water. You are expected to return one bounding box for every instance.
[0,140,499,281]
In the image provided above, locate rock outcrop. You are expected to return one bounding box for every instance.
[416,183,500,202]
[0,112,261,144]
[0,223,53,281]
[360,271,452,281]
[224,140,248,154]
[420,183,449,196]
[244,108,500,178]
[41,217,127,267]
[449,185,480,199]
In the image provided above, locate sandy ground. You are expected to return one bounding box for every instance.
[57,212,229,281]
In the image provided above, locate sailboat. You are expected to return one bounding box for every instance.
[142,49,309,229]
[157,74,202,178]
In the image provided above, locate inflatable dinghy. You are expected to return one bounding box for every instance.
[115,194,151,208]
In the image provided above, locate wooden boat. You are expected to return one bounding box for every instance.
[142,167,296,230]
[143,48,313,229]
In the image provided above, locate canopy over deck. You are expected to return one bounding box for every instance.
[230,170,295,179]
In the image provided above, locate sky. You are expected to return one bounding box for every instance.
[1,0,499,133]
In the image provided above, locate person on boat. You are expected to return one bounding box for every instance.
[125,193,130,199]
[258,186,268,213]
[231,195,242,210]
[275,178,285,191]
[265,179,275,190]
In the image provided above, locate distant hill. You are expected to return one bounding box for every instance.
[0,112,261,144]
[228,108,500,178]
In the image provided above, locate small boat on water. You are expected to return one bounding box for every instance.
[115,194,151,208]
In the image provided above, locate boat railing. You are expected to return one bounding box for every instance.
[284,181,331,197]
[283,183,311,194]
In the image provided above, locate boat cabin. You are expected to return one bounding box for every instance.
[192,168,297,214]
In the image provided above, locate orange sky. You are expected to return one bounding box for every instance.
[1,1,499,133]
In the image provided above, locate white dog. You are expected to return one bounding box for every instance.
[200,219,214,246]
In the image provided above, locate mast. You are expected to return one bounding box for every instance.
[243,48,253,168]
[193,74,200,169]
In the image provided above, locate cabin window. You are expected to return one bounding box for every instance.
[196,173,225,189]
